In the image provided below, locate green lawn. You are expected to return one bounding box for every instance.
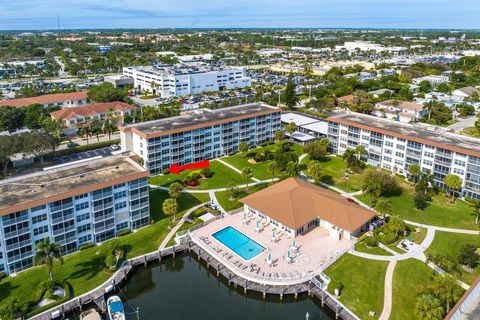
[215,183,273,212]
[356,183,480,230]
[149,160,251,190]
[221,141,304,180]
[426,231,480,284]
[354,242,392,256]
[0,189,209,315]
[301,155,365,193]
[391,259,437,320]
[324,254,388,319]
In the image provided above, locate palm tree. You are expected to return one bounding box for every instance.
[444,174,462,203]
[239,141,249,156]
[342,148,359,173]
[89,118,103,142]
[387,215,406,235]
[274,130,285,142]
[34,238,64,285]
[363,179,381,207]
[78,126,92,144]
[285,161,300,178]
[415,293,444,320]
[408,164,421,184]
[354,145,366,161]
[433,274,461,313]
[267,162,278,181]
[0,297,23,320]
[375,199,392,218]
[418,170,435,194]
[102,119,117,140]
[307,160,323,183]
[162,198,178,223]
[285,122,297,141]
[168,182,183,200]
[469,200,480,225]
[241,167,253,191]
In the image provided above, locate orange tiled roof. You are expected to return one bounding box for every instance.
[0,92,88,108]
[50,102,135,120]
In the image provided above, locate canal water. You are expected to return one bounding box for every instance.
[117,252,336,320]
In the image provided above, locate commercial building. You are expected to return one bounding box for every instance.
[0,156,150,274]
[123,64,251,98]
[412,75,450,85]
[327,112,480,199]
[0,92,88,108]
[240,178,375,239]
[104,75,135,89]
[120,103,281,174]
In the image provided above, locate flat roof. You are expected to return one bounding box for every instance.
[288,131,316,142]
[0,155,149,216]
[122,103,280,139]
[328,112,480,157]
[281,112,320,126]
[301,121,329,135]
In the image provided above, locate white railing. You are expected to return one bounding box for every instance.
[190,233,317,286]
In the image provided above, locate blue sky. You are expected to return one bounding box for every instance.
[0,0,479,30]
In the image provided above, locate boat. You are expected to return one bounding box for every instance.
[107,296,126,320]
[80,308,102,320]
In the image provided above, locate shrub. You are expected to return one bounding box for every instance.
[228,151,237,156]
[363,168,402,197]
[374,227,398,244]
[414,191,431,210]
[79,243,95,251]
[0,272,6,281]
[458,244,480,268]
[162,169,171,175]
[330,279,344,295]
[104,253,117,269]
[200,168,213,178]
[116,229,132,237]
[364,236,378,247]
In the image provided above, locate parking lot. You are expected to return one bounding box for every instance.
[52,147,114,165]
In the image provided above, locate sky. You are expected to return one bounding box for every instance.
[0,0,479,30]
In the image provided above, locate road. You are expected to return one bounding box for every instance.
[448,115,476,132]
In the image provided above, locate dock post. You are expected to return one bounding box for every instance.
[263,284,266,299]
[295,289,298,299]
[244,280,247,294]
[321,292,325,307]
[198,249,201,261]
[136,306,140,320]
[144,255,147,267]
[217,263,220,277]
[173,246,176,258]
[158,250,162,262]
[335,304,340,319]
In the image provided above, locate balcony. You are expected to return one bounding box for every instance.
[50,202,73,213]
[51,213,75,225]
[53,224,76,236]
[4,227,30,239]
[93,212,115,223]
[2,215,29,227]
[7,251,33,263]
[92,191,113,201]
[93,202,114,212]
[6,239,32,252]
[130,202,149,211]
[94,223,115,233]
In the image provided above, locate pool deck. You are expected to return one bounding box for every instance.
[191,211,356,286]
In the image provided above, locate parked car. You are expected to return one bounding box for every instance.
[110,144,120,151]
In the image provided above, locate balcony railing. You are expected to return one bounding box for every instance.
[4,227,30,239]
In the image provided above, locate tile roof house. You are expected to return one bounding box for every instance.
[50,101,136,134]
[374,99,427,123]
[0,91,88,108]
[240,178,375,239]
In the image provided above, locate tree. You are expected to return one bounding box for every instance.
[239,141,249,155]
[0,135,22,175]
[274,130,285,142]
[375,199,392,218]
[469,200,480,225]
[241,167,253,191]
[419,80,432,93]
[267,162,278,181]
[414,192,431,210]
[444,174,462,202]
[103,119,117,140]
[363,179,382,207]
[363,168,401,197]
[408,164,421,183]
[34,238,64,285]
[387,215,406,235]
[307,160,323,183]
[458,244,480,268]
[0,298,25,320]
[285,161,300,178]
[168,182,183,200]
[162,198,178,223]
[226,182,239,200]
[0,106,25,132]
[354,145,366,161]
[304,138,329,160]
[78,126,92,144]
[415,293,444,320]
[42,118,63,153]
[433,274,462,313]
[342,148,361,173]
[89,118,103,142]
[87,82,127,102]
[23,131,53,162]
[285,122,296,141]
[283,72,298,108]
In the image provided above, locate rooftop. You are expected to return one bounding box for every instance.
[240,178,375,232]
[50,102,135,120]
[0,155,148,216]
[0,91,88,108]
[281,112,320,126]
[328,112,480,157]
[122,103,280,139]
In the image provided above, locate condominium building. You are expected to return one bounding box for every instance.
[326,112,480,199]
[0,91,88,108]
[123,64,251,97]
[0,156,150,275]
[120,103,281,174]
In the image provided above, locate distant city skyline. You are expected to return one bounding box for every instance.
[0,0,479,30]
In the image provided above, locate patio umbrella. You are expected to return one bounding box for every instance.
[272,230,276,238]
[268,253,272,262]
[244,212,247,219]
[293,239,296,248]
[256,221,260,228]
[287,250,291,258]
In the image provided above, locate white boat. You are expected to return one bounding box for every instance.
[80,308,102,320]
[107,296,126,320]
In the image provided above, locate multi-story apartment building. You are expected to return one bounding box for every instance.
[0,91,88,108]
[327,112,480,199]
[120,103,281,174]
[0,156,150,275]
[123,64,251,97]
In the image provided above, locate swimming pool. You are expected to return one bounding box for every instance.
[212,226,266,261]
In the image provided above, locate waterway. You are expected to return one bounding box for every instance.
[116,252,336,320]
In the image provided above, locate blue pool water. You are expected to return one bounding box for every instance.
[212,226,266,260]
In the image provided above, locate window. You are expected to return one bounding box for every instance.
[385,141,394,147]
[75,193,88,200]
[453,168,465,175]
[75,202,89,211]
[423,160,433,166]
[395,152,404,158]
[114,191,127,200]
[424,152,434,158]
[454,159,466,167]
[115,201,127,211]
[33,225,48,236]
[114,183,126,189]
[77,224,91,233]
[32,214,47,224]
[76,212,90,223]
[31,205,46,213]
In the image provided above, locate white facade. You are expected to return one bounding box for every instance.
[412,75,450,85]
[123,66,251,98]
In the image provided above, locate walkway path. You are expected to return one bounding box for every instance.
[216,158,261,182]
[158,202,208,250]
[378,260,396,320]
[209,190,226,214]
